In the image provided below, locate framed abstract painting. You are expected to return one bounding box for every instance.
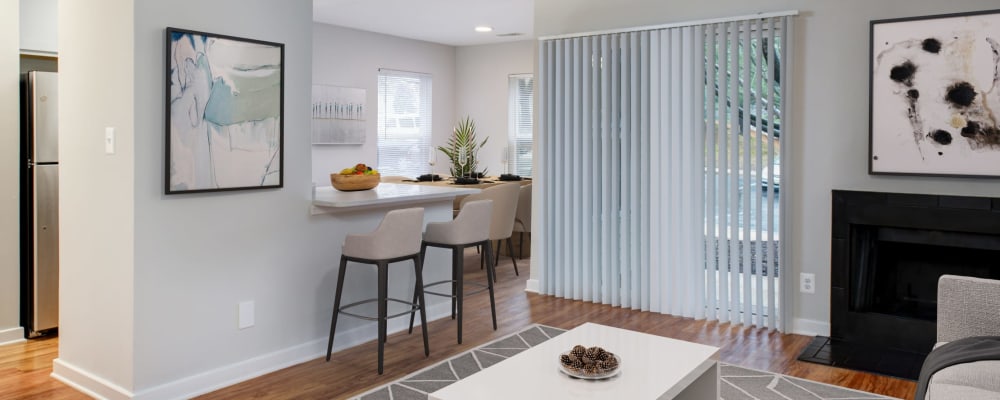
[165,27,284,194]
[869,9,1000,177]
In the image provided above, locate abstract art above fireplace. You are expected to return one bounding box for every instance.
[869,9,1000,178]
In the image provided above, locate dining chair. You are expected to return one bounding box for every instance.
[460,183,520,280]
[326,207,429,374]
[512,184,532,259]
[408,199,497,344]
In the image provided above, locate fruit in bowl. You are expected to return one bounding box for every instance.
[331,163,380,191]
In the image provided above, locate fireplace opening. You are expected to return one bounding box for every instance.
[851,226,1000,322]
[797,190,1000,380]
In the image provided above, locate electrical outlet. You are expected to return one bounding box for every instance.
[800,273,816,294]
[238,301,255,329]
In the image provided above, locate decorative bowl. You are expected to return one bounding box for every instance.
[557,345,621,379]
[330,173,380,191]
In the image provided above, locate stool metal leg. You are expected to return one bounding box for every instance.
[451,246,458,320]
[506,238,519,276]
[414,253,430,356]
[377,261,388,374]
[326,255,349,362]
[483,241,498,330]
[454,244,465,344]
[494,240,501,270]
[408,243,428,334]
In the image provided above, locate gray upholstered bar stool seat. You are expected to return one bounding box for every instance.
[408,200,497,344]
[326,207,429,375]
[460,183,520,279]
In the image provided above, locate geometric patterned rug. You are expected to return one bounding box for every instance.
[349,325,900,400]
[720,364,899,400]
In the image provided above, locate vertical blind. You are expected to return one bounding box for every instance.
[377,69,433,177]
[538,15,791,330]
[508,74,534,176]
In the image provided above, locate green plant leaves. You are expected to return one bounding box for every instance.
[438,116,489,177]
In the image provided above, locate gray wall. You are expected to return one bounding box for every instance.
[0,0,22,345]
[535,0,1000,333]
[19,0,57,54]
[132,0,317,391]
[311,24,456,182]
[455,41,536,175]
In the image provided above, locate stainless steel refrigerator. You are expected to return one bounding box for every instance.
[20,71,59,337]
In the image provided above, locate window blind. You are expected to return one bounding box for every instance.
[537,15,791,331]
[377,69,433,177]
[508,74,534,176]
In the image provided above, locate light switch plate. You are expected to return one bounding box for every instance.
[104,127,115,155]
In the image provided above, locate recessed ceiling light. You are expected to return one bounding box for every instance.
[475,26,493,33]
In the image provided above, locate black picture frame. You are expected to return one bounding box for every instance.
[165,27,285,194]
[869,9,1000,178]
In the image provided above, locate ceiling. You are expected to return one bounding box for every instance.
[312,0,534,47]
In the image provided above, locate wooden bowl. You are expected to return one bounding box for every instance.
[330,173,380,191]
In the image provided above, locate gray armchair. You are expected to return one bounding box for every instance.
[922,275,1000,399]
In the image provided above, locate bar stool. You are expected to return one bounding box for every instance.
[326,207,429,374]
[407,200,497,344]
[512,184,532,259]
[460,183,520,279]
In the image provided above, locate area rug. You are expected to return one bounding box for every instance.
[349,325,899,400]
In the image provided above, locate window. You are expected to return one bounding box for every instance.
[377,69,432,177]
[507,74,534,176]
[538,15,792,331]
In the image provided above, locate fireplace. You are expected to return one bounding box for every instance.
[797,190,1000,380]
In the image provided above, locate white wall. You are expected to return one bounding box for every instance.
[54,0,136,397]
[19,0,57,54]
[456,41,535,175]
[0,0,23,346]
[312,24,456,182]
[534,0,1000,335]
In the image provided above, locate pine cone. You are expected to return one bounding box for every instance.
[588,346,607,360]
[570,345,587,358]
[560,354,575,367]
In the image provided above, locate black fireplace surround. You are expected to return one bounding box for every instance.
[798,190,1000,380]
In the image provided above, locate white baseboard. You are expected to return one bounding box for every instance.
[52,301,456,400]
[0,327,25,346]
[52,358,134,400]
[791,318,830,337]
[525,279,540,293]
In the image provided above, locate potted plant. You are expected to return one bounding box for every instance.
[438,116,488,178]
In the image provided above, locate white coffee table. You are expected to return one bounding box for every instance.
[430,322,720,400]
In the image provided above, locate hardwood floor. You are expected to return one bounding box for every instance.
[1,250,916,399]
[0,335,88,399]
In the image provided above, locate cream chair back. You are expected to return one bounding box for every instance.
[460,183,519,241]
[513,184,532,233]
[424,200,492,245]
[342,207,424,260]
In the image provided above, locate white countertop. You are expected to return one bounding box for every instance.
[311,182,480,213]
[430,322,720,400]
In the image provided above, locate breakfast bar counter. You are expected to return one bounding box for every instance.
[311,182,480,214]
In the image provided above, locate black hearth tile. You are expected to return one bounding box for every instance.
[993,199,1000,212]
[844,191,887,207]
[939,195,991,210]
[887,192,937,208]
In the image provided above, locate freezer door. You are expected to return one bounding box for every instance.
[29,71,59,164]
[33,164,59,332]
